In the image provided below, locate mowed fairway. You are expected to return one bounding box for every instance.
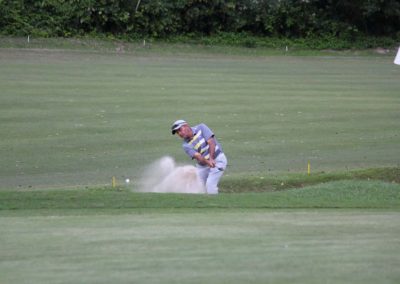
[1,45,400,283]
[0,47,399,188]
[1,209,400,284]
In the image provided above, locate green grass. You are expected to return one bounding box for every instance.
[1,39,400,284]
[0,36,398,56]
[221,167,400,192]
[1,208,400,284]
[0,179,399,213]
[1,40,399,189]
[2,184,398,284]
[1,182,400,283]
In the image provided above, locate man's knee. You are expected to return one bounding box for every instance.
[206,183,218,194]
[205,170,224,194]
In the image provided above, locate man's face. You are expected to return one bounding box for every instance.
[176,124,192,139]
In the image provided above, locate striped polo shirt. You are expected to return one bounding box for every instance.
[182,123,223,164]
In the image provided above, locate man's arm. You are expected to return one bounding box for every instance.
[206,137,216,167]
[193,137,216,169]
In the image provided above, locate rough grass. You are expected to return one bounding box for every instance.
[221,167,400,192]
[1,178,399,213]
[0,36,398,57]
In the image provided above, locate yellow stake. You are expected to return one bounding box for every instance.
[307,161,311,175]
[112,176,116,188]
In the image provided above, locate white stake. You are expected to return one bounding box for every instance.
[394,47,400,65]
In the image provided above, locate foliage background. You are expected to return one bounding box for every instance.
[1,0,399,48]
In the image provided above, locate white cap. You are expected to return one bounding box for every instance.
[171,120,187,134]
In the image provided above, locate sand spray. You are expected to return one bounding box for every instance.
[136,156,206,194]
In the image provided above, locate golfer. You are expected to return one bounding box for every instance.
[171,120,227,194]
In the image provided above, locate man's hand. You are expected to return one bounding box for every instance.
[207,158,216,168]
[193,153,215,168]
[193,137,217,168]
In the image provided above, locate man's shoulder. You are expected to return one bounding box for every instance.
[193,123,209,131]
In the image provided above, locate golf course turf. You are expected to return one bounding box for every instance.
[0,39,399,283]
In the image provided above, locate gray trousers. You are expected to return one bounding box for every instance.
[196,153,227,194]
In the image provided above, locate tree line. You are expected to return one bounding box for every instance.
[1,0,399,40]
